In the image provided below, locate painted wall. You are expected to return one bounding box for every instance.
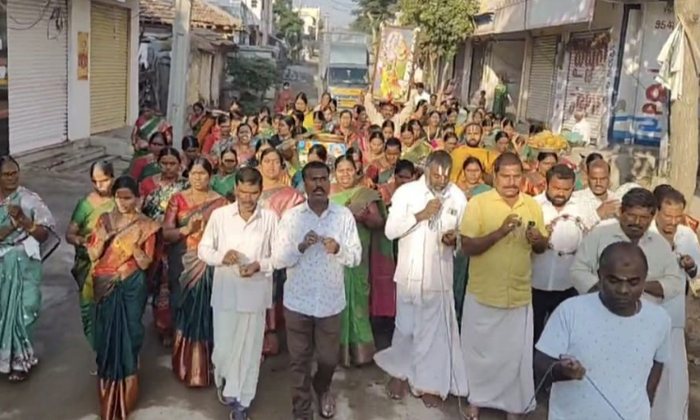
[475,0,596,35]
[68,0,140,141]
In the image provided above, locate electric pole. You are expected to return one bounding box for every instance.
[167,0,193,149]
[668,0,699,200]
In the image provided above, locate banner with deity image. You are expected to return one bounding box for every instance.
[371,25,419,104]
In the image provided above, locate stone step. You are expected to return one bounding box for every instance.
[54,153,131,176]
[34,146,106,172]
[15,139,90,167]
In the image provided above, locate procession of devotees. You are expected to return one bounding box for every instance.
[0,86,695,420]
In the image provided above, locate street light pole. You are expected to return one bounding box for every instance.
[167,0,193,149]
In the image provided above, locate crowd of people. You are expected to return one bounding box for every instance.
[0,84,696,420]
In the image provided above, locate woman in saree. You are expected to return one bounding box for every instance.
[441,131,459,154]
[140,147,188,346]
[353,104,371,134]
[424,110,443,147]
[131,102,172,156]
[374,137,402,185]
[378,159,416,208]
[189,102,207,135]
[66,161,115,352]
[310,111,327,134]
[334,110,365,150]
[346,147,375,189]
[331,155,395,366]
[381,120,396,141]
[163,158,227,388]
[520,151,558,196]
[314,91,332,112]
[126,132,166,181]
[268,115,295,148]
[399,122,431,168]
[88,175,159,420]
[0,157,56,382]
[231,123,255,166]
[258,148,305,356]
[453,157,492,326]
[210,146,238,200]
[292,92,314,129]
[364,131,388,181]
[409,119,426,143]
[258,115,274,140]
[202,114,234,155]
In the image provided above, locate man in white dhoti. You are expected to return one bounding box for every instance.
[536,241,672,420]
[374,150,469,408]
[649,185,698,420]
[459,152,549,420]
[197,167,278,420]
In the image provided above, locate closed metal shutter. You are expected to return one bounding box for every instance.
[90,3,129,134]
[562,31,610,141]
[526,36,558,124]
[7,0,68,154]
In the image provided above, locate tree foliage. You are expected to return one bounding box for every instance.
[227,56,281,113]
[273,0,304,59]
[399,0,478,89]
[351,0,398,41]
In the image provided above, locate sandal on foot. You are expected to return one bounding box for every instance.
[317,392,336,419]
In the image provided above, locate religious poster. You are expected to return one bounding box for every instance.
[370,25,419,104]
[77,32,89,80]
[297,133,347,166]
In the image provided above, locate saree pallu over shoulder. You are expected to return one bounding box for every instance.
[167,194,226,388]
[0,187,56,374]
[402,141,432,168]
[259,186,305,218]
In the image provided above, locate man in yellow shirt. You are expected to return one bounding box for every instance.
[458,152,549,420]
[450,123,496,184]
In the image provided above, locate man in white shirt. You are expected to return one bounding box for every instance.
[572,159,618,227]
[374,151,469,408]
[532,164,595,344]
[570,188,685,300]
[273,161,362,420]
[536,241,672,420]
[197,167,278,420]
[650,185,699,420]
[571,111,591,146]
[413,82,431,107]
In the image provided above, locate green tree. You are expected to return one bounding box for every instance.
[399,0,479,91]
[228,56,281,114]
[351,0,398,44]
[273,0,304,60]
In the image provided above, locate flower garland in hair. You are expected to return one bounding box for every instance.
[546,214,589,256]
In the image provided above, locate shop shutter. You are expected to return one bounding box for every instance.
[90,3,129,134]
[7,0,68,154]
[525,36,558,125]
[562,31,610,142]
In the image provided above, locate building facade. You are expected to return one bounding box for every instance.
[2,0,139,155]
[458,0,679,154]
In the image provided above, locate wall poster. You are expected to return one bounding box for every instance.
[78,32,89,80]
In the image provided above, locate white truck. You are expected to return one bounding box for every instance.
[318,31,370,110]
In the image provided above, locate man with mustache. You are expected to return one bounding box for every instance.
[570,187,685,300]
[459,152,549,420]
[531,164,597,345]
[273,161,362,420]
[572,158,618,226]
[197,167,278,420]
[536,241,672,420]
[649,185,698,420]
[449,122,496,185]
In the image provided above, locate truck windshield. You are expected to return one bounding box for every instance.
[328,68,368,86]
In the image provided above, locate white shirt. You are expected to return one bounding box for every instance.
[572,119,591,146]
[570,222,686,302]
[572,188,616,227]
[273,201,362,318]
[649,221,700,328]
[537,293,671,420]
[532,194,595,292]
[198,204,278,313]
[385,177,467,302]
[414,91,431,107]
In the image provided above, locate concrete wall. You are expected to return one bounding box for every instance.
[68,0,140,141]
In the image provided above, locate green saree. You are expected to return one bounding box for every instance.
[70,196,115,350]
[401,140,432,168]
[330,186,390,366]
[138,162,161,182]
[210,172,237,200]
[0,187,56,375]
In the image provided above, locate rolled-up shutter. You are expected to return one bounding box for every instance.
[7,0,68,154]
[90,2,129,134]
[525,36,558,124]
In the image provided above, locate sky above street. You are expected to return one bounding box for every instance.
[291,0,355,29]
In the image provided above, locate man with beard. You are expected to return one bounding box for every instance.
[197,167,278,420]
[570,188,685,298]
[449,122,495,184]
[572,158,618,226]
[531,164,596,344]
[649,185,698,420]
[460,152,549,420]
[375,151,469,409]
[536,242,671,420]
[273,161,362,420]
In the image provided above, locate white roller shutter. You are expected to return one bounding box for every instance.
[526,36,558,124]
[7,0,68,154]
[562,31,610,141]
[90,3,129,134]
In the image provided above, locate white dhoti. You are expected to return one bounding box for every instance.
[461,293,535,414]
[212,308,265,408]
[651,327,689,420]
[374,285,469,398]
